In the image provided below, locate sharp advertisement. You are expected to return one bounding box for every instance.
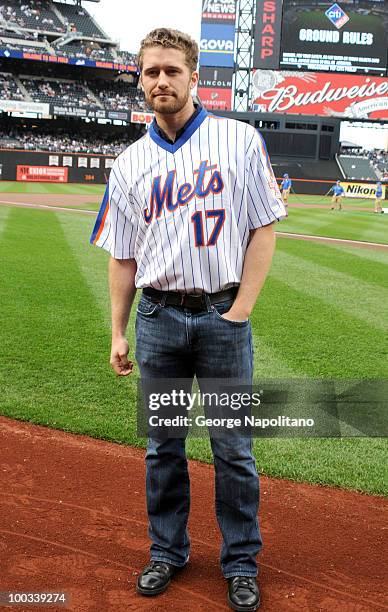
[253,0,284,70]
[279,1,387,75]
[251,70,388,119]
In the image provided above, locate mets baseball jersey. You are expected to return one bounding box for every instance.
[90,107,286,293]
[376,184,383,197]
[332,184,344,196]
[281,178,291,190]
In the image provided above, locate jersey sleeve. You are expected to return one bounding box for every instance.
[89,156,138,259]
[246,130,287,229]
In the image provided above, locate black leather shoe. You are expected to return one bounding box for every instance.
[227,576,261,611]
[136,560,180,596]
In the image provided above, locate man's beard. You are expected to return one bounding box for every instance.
[146,87,191,115]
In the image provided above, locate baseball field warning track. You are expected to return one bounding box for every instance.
[0,416,387,611]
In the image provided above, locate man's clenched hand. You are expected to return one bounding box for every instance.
[110,337,133,376]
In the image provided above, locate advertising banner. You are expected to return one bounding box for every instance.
[200,23,235,67]
[107,111,129,121]
[202,0,237,22]
[16,165,68,183]
[341,182,386,199]
[0,48,137,73]
[253,0,283,70]
[197,86,232,110]
[199,67,233,88]
[0,99,50,114]
[50,105,130,121]
[51,105,106,119]
[279,1,387,75]
[131,111,154,125]
[251,71,388,119]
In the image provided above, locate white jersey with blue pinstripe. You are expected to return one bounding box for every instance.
[90,107,286,293]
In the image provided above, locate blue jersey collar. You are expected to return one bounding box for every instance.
[149,106,208,154]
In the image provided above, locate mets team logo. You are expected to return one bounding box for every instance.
[325,4,350,29]
[144,161,224,223]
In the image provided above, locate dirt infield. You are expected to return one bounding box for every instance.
[277,232,388,251]
[0,416,387,612]
[0,194,98,208]
[0,192,375,213]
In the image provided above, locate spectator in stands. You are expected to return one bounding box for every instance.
[0,73,24,101]
[90,80,145,112]
[0,128,130,155]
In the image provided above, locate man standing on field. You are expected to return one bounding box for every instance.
[280,173,292,206]
[330,180,345,210]
[374,181,383,213]
[90,28,285,611]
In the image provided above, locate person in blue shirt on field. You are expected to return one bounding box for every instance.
[330,180,345,210]
[374,181,383,213]
[280,173,292,206]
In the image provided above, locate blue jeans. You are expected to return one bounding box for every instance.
[135,293,262,578]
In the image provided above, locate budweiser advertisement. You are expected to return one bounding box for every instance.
[16,165,68,183]
[197,87,232,111]
[252,71,388,119]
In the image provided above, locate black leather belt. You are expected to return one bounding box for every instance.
[143,286,238,310]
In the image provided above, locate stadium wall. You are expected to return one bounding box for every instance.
[0,150,115,184]
[215,111,341,161]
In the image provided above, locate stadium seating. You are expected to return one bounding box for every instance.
[0,1,110,39]
[0,29,27,39]
[3,42,49,53]
[53,40,117,62]
[0,71,146,112]
[0,127,129,154]
[87,80,146,112]
[0,1,136,67]
[55,2,106,38]
[368,150,388,177]
[0,1,65,33]
[0,72,24,100]
[116,49,137,66]
[338,155,379,181]
[21,77,101,109]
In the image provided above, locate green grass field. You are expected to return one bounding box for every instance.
[0,180,105,195]
[1,182,387,242]
[0,198,387,496]
[280,205,388,244]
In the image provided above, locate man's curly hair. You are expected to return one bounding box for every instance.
[138,28,199,73]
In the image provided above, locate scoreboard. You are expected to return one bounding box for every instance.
[279,1,387,75]
[253,0,388,76]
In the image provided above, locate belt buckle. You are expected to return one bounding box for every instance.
[181,293,204,308]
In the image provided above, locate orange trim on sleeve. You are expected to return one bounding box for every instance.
[93,202,110,244]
